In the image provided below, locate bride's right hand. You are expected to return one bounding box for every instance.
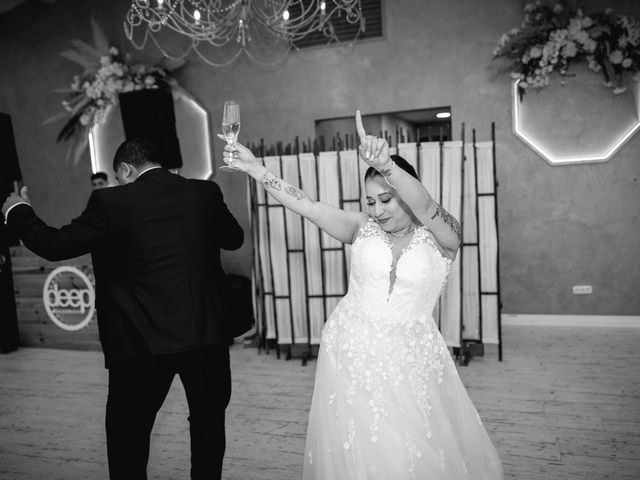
[217,134,261,174]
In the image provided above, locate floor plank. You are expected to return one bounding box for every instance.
[0,325,639,479]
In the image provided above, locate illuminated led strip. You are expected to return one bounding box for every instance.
[88,129,98,174]
[512,80,640,164]
[176,89,214,180]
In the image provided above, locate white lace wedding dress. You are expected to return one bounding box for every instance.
[303,218,503,479]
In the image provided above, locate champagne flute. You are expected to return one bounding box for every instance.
[221,100,241,171]
[222,100,241,146]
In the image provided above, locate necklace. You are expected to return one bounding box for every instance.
[387,225,414,238]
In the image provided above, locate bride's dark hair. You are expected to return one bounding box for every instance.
[364,155,419,181]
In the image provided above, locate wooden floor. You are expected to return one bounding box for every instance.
[1,325,639,479]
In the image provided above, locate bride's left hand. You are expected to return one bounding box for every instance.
[355,110,392,174]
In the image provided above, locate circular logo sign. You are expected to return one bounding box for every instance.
[42,266,95,331]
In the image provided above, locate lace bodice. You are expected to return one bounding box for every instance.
[348,218,452,319]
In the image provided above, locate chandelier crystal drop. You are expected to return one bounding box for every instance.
[124,0,364,68]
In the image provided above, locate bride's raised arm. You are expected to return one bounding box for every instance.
[220,137,367,245]
[355,111,461,259]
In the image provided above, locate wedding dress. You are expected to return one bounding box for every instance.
[303,218,503,479]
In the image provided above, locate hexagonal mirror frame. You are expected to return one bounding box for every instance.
[89,86,214,181]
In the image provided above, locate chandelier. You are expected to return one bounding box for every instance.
[124,0,364,68]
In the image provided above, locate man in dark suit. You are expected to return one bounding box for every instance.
[2,138,243,479]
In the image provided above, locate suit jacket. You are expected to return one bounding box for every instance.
[8,168,243,368]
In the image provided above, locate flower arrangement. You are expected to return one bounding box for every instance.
[493,1,640,96]
[45,19,179,163]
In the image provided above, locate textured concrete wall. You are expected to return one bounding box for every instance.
[1,0,638,315]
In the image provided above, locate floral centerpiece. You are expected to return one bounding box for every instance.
[493,1,640,97]
[46,19,179,163]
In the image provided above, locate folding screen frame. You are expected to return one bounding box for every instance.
[249,125,502,365]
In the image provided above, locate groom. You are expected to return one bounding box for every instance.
[2,138,243,479]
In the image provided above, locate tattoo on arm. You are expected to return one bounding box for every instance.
[430,204,461,241]
[259,172,308,202]
[259,172,282,191]
[285,186,305,200]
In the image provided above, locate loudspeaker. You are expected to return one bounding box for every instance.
[225,274,255,339]
[0,223,19,353]
[119,89,183,169]
[0,113,20,352]
[0,113,21,246]
[0,112,21,201]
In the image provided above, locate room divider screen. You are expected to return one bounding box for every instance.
[248,124,501,365]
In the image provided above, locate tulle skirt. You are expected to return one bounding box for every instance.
[302,312,503,479]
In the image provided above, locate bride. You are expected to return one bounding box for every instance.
[221,111,503,479]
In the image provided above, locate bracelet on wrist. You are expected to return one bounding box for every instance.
[384,176,397,189]
[379,161,395,177]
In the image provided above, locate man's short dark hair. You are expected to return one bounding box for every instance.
[113,138,161,171]
[91,172,108,182]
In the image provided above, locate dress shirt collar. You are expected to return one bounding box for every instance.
[136,165,162,180]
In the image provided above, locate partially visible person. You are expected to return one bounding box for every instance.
[2,138,244,480]
[90,171,109,189]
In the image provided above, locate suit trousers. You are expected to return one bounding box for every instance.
[105,344,231,480]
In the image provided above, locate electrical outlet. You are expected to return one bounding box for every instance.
[572,285,593,295]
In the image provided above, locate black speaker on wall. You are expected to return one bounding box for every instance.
[0,112,21,200]
[0,112,21,353]
[0,224,19,353]
[119,89,183,169]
